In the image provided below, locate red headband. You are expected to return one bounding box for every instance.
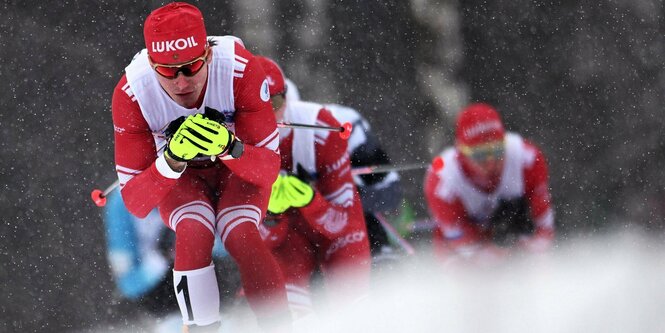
[144,2,207,64]
[455,103,505,146]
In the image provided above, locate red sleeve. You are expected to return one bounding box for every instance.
[296,110,366,240]
[112,76,179,218]
[221,43,280,189]
[523,141,555,242]
[423,167,481,248]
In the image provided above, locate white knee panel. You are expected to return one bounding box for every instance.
[216,204,261,244]
[286,284,314,319]
[173,264,221,326]
[169,201,216,235]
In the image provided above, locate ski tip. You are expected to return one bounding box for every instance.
[432,156,445,172]
[91,189,107,207]
[339,122,353,140]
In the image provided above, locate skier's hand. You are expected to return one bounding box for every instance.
[165,114,235,161]
[268,174,315,214]
[185,113,236,156]
[165,115,206,162]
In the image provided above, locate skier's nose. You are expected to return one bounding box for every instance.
[173,73,192,89]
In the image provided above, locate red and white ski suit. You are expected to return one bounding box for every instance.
[259,100,371,315]
[111,36,288,322]
[424,133,555,260]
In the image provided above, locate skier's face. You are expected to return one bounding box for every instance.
[153,48,211,109]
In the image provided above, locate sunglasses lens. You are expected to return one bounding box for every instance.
[465,144,504,162]
[183,59,206,75]
[154,66,179,78]
[153,59,206,78]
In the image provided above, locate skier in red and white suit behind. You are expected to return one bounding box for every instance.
[424,103,555,265]
[254,56,371,318]
[111,3,291,332]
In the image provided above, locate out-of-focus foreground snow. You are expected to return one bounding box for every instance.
[83,230,665,333]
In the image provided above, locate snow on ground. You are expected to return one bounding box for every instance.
[81,230,665,333]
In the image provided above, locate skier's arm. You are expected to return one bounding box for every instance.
[424,168,481,250]
[295,111,366,239]
[521,142,555,250]
[113,76,181,218]
[222,45,280,189]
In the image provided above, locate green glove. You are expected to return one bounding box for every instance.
[165,114,235,161]
[165,116,205,162]
[185,114,235,156]
[268,174,315,214]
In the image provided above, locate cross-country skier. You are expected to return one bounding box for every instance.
[424,103,555,265]
[282,71,404,266]
[254,56,371,318]
[111,3,291,332]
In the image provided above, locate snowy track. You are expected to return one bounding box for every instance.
[79,231,664,333]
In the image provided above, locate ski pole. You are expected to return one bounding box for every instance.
[90,179,120,207]
[199,107,354,139]
[89,122,353,207]
[374,212,416,256]
[278,121,353,140]
[351,156,445,175]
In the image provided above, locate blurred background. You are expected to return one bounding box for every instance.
[2,0,664,332]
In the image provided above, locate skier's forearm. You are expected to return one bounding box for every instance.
[222,144,280,188]
[121,157,180,218]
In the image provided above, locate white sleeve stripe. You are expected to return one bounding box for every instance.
[116,165,141,175]
[324,183,354,200]
[256,129,280,152]
[256,129,279,147]
[116,173,134,187]
[233,73,244,78]
[121,83,137,102]
[314,133,329,140]
[315,119,331,127]
[234,62,247,73]
[235,54,248,64]
[324,183,355,207]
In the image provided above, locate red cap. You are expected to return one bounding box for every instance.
[144,2,207,64]
[254,56,286,96]
[455,103,505,146]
